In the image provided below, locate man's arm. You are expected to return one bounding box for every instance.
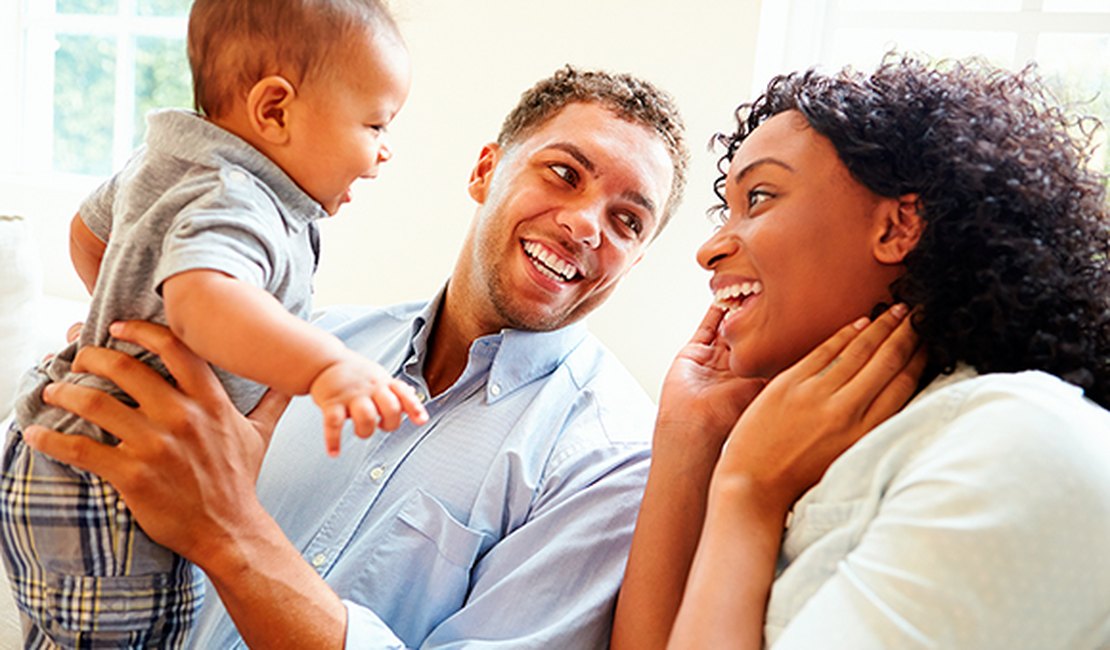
[69,212,106,294]
[22,321,349,649]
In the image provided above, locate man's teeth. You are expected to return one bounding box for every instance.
[713,281,763,310]
[523,241,577,281]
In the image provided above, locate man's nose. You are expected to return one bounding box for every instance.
[557,204,602,248]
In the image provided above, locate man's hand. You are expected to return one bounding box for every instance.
[23,320,290,563]
[310,353,429,456]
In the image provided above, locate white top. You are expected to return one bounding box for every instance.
[767,367,1110,649]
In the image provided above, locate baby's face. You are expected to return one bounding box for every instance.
[283,29,411,215]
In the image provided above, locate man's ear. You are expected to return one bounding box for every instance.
[468,143,502,203]
[246,76,296,145]
[874,194,924,264]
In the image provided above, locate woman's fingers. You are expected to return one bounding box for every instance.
[804,305,910,389]
[106,320,226,405]
[784,316,871,381]
[861,343,927,431]
[832,310,920,411]
[689,306,727,347]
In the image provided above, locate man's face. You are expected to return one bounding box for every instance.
[456,102,674,333]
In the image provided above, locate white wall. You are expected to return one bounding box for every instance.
[1,0,763,399]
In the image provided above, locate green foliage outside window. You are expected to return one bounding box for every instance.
[56,0,117,14]
[53,35,115,176]
[134,36,192,147]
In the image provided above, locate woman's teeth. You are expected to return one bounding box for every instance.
[713,280,763,311]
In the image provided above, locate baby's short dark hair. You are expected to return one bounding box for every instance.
[188,0,398,118]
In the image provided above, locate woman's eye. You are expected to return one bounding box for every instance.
[550,163,579,186]
[747,188,774,209]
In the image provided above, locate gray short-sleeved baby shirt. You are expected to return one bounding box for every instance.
[16,109,327,437]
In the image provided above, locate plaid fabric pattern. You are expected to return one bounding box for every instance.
[1,424,203,648]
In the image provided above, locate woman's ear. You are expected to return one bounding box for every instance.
[246,76,296,145]
[467,143,502,203]
[874,194,924,264]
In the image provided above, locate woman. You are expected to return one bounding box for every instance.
[614,55,1110,649]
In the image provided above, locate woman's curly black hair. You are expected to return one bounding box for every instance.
[713,53,1110,407]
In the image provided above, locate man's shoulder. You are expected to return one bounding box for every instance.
[553,334,655,446]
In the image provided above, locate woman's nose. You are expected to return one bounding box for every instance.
[697,226,740,270]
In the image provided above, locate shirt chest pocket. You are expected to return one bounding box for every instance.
[350,489,492,644]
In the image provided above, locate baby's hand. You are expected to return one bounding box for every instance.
[309,354,429,456]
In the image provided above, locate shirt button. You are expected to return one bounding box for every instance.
[311,553,327,567]
[369,466,385,481]
[489,383,502,397]
[415,390,427,403]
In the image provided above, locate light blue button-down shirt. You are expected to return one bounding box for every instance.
[190,294,655,649]
[767,367,1110,649]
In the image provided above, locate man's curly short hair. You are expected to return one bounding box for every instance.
[498,65,689,235]
[714,53,1110,407]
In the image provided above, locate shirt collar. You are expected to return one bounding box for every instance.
[143,109,328,232]
[404,285,590,402]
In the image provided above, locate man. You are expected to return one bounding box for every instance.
[22,65,688,648]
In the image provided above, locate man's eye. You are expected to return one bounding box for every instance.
[616,211,643,236]
[367,124,386,133]
[550,163,579,186]
[748,188,774,209]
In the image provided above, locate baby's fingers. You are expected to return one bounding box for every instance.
[371,386,403,431]
[321,403,346,457]
[392,382,428,425]
[349,395,381,439]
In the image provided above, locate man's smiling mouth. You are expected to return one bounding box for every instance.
[523,240,581,282]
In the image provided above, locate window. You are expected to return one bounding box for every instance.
[753,0,1110,173]
[5,0,191,178]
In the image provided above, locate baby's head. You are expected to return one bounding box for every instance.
[188,0,411,214]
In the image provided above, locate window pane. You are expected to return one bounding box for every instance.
[1043,0,1110,11]
[134,36,193,147]
[825,28,1017,71]
[136,0,192,17]
[54,34,115,176]
[1036,33,1110,174]
[55,0,117,14]
[837,0,1022,11]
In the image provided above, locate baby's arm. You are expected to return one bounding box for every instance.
[162,269,427,454]
[69,212,107,294]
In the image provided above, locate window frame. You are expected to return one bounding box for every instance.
[752,0,1110,91]
[2,0,188,181]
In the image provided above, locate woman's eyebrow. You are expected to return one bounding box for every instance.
[732,157,795,185]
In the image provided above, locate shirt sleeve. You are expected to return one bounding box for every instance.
[342,405,652,649]
[772,392,1110,649]
[79,173,121,242]
[152,170,286,293]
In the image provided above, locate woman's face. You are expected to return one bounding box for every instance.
[698,110,905,379]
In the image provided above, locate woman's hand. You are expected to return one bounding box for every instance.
[715,304,925,519]
[667,305,925,650]
[655,306,766,457]
[23,320,291,564]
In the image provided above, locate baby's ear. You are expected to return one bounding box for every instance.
[467,143,502,203]
[246,76,296,144]
[874,194,924,264]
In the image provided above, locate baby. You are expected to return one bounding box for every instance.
[1,0,424,646]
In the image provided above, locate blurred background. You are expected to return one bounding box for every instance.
[1,0,1107,401]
